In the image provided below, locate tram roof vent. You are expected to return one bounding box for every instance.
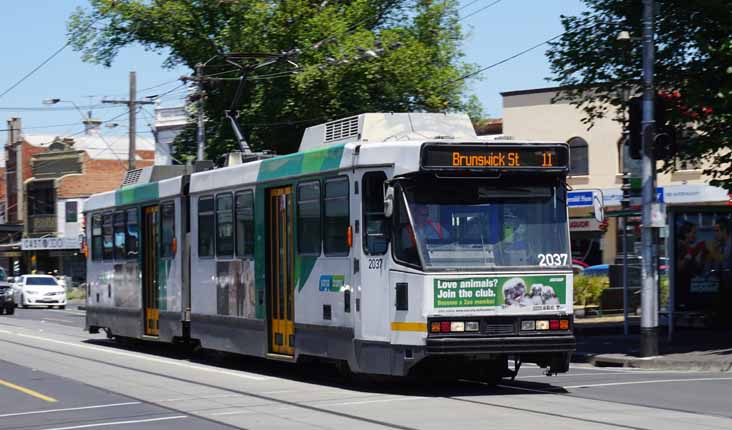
[299,112,477,152]
[120,165,192,188]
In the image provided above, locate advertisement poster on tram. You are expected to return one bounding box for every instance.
[673,210,732,312]
[433,274,568,313]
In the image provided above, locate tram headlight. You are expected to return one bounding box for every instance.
[535,320,550,330]
[521,320,536,331]
[450,322,465,332]
[465,321,480,332]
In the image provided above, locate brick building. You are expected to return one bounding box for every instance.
[1,117,154,283]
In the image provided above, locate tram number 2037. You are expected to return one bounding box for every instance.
[368,258,384,270]
[537,253,569,267]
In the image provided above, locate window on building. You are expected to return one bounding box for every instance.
[235,190,254,257]
[65,201,78,223]
[161,202,175,259]
[126,208,139,259]
[216,194,234,257]
[198,196,215,258]
[27,181,55,216]
[362,172,389,255]
[113,211,126,260]
[567,137,589,176]
[324,177,349,256]
[102,213,113,260]
[92,214,103,261]
[297,181,321,255]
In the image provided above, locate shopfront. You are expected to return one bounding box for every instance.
[21,236,86,285]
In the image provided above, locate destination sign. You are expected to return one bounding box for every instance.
[421,144,568,170]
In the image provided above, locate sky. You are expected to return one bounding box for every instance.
[0,0,586,144]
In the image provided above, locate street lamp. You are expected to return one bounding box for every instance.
[42,98,89,121]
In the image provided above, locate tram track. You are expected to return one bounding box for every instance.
[0,332,689,430]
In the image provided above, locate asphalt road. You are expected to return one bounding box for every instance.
[1,308,731,430]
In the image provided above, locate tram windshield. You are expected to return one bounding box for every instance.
[394,178,569,270]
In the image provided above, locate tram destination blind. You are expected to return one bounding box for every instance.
[421,145,566,170]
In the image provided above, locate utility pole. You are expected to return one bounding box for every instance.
[640,0,659,357]
[196,64,205,161]
[103,72,155,170]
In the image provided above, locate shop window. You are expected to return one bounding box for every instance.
[92,214,103,261]
[568,137,589,176]
[161,202,175,259]
[126,208,139,259]
[198,196,215,258]
[235,190,254,257]
[297,181,321,255]
[65,201,78,223]
[362,172,388,255]
[102,213,113,260]
[324,177,349,256]
[216,193,234,257]
[113,211,126,260]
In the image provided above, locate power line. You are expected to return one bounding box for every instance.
[457,0,503,23]
[0,121,91,133]
[441,32,563,87]
[0,105,120,112]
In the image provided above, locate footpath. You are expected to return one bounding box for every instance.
[574,315,732,372]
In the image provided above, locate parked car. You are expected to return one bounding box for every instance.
[0,267,13,315]
[582,264,610,277]
[12,275,67,309]
[572,259,589,275]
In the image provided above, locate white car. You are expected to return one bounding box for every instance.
[12,275,67,309]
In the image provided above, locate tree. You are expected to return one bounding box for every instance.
[68,0,482,161]
[546,0,732,190]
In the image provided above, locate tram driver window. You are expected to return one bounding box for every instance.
[362,172,388,255]
[393,189,420,267]
[297,181,321,255]
[113,211,126,260]
[216,194,234,257]
[161,202,175,259]
[324,177,349,256]
[102,213,113,260]
[198,196,215,258]
[91,214,103,261]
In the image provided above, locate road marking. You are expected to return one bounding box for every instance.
[518,373,602,379]
[0,402,140,418]
[211,409,256,416]
[0,378,57,403]
[564,377,732,389]
[0,329,268,381]
[319,396,423,407]
[41,415,187,430]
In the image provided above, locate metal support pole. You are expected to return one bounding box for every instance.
[640,0,659,357]
[129,71,137,171]
[623,216,629,336]
[196,64,205,161]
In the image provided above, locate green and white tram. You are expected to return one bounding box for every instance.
[85,113,577,380]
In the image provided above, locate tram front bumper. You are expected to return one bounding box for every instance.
[425,334,576,355]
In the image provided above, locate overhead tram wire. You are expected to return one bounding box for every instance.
[440,32,564,88]
[457,0,504,23]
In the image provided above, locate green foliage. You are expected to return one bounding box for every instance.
[573,274,609,307]
[659,274,669,308]
[67,0,482,161]
[546,1,732,190]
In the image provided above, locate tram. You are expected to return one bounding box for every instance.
[84,113,577,380]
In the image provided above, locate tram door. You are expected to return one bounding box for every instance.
[266,187,295,355]
[142,206,160,336]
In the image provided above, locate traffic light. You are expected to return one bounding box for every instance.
[627,95,676,161]
[621,172,632,209]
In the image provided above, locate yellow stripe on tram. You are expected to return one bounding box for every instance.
[391,322,428,332]
[0,378,57,403]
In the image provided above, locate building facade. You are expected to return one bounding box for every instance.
[153,106,189,165]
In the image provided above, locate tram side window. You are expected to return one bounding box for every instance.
[216,194,234,257]
[113,211,126,260]
[102,213,113,260]
[92,214,103,261]
[324,177,349,256]
[126,208,139,259]
[297,181,321,255]
[198,196,215,258]
[235,190,254,257]
[362,172,388,255]
[161,202,175,259]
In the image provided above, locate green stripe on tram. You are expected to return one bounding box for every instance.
[115,182,159,206]
[257,144,345,182]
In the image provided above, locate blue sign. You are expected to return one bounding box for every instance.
[656,187,664,203]
[568,191,594,207]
